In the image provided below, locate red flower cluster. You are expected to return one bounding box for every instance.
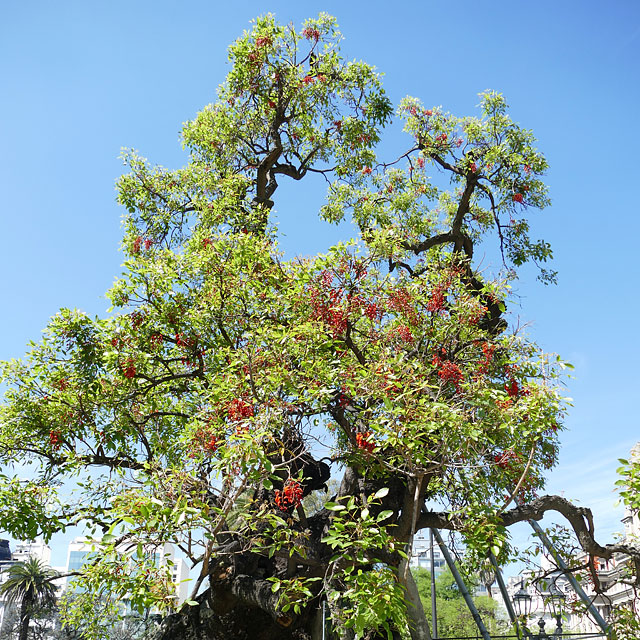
[132,236,142,254]
[388,287,415,322]
[470,162,478,173]
[478,341,496,374]
[512,193,524,203]
[202,237,212,249]
[302,75,315,85]
[308,278,349,337]
[365,302,381,321]
[434,357,463,391]
[274,480,304,511]
[144,238,153,251]
[189,425,221,457]
[123,360,137,379]
[355,432,375,453]
[395,324,414,344]
[302,27,320,42]
[49,430,61,449]
[504,379,519,397]
[57,378,68,391]
[435,133,447,144]
[362,166,372,175]
[227,398,254,421]
[427,288,446,313]
[205,435,218,453]
[149,332,163,349]
[416,157,425,169]
[130,311,145,329]
[175,333,192,348]
[494,449,521,470]
[255,35,272,48]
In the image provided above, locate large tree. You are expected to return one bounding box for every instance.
[1,13,638,640]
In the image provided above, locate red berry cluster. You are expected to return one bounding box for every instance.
[512,193,524,203]
[435,133,448,144]
[202,237,212,249]
[302,27,320,42]
[355,432,375,453]
[144,238,153,251]
[57,378,68,391]
[227,398,254,421]
[362,166,372,175]
[302,75,315,85]
[132,236,142,254]
[274,480,304,512]
[49,430,62,450]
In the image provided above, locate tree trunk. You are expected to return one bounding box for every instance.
[18,595,31,640]
[397,564,432,640]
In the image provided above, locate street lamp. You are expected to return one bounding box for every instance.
[512,579,566,639]
[546,580,566,637]
[513,580,532,618]
[513,580,532,638]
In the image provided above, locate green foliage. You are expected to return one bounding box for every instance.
[615,456,640,513]
[412,567,506,637]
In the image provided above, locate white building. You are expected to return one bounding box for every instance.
[409,531,446,575]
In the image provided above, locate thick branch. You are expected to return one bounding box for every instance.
[417,494,640,563]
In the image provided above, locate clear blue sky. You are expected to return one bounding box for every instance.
[1,1,638,567]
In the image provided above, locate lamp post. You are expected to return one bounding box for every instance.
[512,579,566,639]
[546,580,566,638]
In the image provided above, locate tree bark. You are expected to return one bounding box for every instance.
[18,596,31,640]
[398,566,432,640]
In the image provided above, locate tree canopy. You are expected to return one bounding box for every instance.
[1,13,638,640]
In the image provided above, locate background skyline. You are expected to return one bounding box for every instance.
[1,1,638,567]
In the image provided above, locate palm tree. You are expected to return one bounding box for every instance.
[0,556,59,640]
